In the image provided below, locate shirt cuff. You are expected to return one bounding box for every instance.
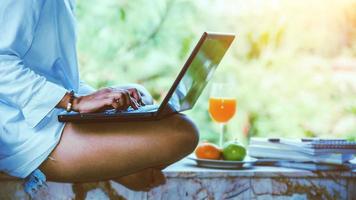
[22,81,67,128]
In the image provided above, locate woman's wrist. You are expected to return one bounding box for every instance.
[57,92,71,110]
[72,96,81,112]
[65,90,75,112]
[56,91,81,112]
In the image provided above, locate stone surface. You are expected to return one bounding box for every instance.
[348,179,356,200]
[0,158,355,200]
[148,177,250,200]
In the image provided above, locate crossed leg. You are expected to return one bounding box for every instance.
[39,114,199,183]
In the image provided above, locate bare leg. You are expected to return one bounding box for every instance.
[39,114,199,183]
[114,167,166,191]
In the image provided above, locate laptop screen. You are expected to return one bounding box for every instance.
[164,33,235,112]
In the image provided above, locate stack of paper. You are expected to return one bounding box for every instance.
[248,138,356,169]
[276,159,356,171]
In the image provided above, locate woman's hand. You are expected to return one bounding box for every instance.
[56,84,153,113]
[72,87,143,113]
[114,84,154,105]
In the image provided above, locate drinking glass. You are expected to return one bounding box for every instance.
[209,83,237,147]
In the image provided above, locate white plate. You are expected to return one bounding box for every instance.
[188,156,257,169]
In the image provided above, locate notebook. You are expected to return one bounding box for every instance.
[250,138,356,155]
[284,138,356,149]
[248,145,354,164]
[277,161,355,171]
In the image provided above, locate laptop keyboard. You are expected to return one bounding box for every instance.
[104,104,159,115]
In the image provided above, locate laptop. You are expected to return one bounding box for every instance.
[58,32,235,123]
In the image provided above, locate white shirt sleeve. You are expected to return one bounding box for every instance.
[0,1,67,128]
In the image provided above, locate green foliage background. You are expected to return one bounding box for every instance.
[76,0,356,144]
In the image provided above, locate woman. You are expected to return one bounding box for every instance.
[0,0,199,194]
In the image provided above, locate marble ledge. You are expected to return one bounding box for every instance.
[164,158,356,179]
[0,158,355,200]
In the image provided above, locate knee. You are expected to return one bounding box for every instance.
[168,114,200,154]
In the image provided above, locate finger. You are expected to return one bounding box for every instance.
[110,91,130,110]
[122,91,131,109]
[127,88,145,106]
[129,89,141,102]
[130,97,139,110]
[138,92,145,106]
[140,99,146,106]
[137,93,145,106]
[112,98,122,110]
[113,96,127,111]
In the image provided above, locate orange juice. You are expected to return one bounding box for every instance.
[209,98,237,123]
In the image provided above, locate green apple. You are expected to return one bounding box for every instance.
[222,141,246,161]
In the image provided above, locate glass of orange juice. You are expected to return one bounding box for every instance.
[209,83,237,147]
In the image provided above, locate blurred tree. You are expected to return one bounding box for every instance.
[76,0,356,144]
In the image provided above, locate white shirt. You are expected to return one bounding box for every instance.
[0,0,93,178]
